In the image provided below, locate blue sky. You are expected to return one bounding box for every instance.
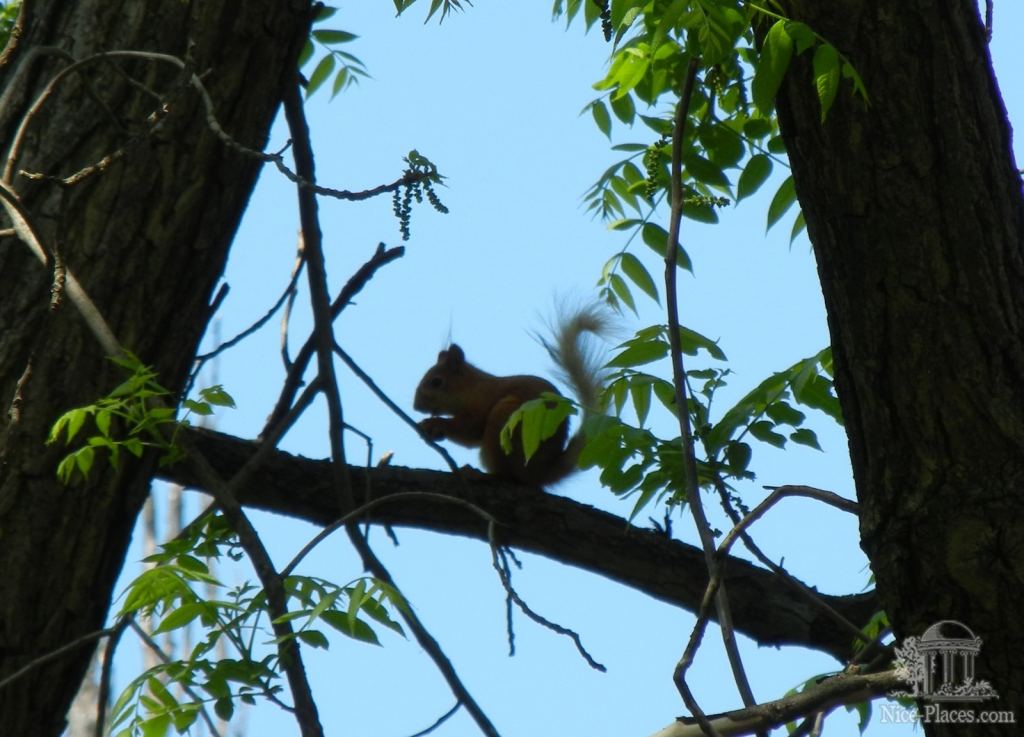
[114,3,1023,736]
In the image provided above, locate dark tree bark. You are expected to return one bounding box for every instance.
[0,2,311,735]
[774,1,1024,732]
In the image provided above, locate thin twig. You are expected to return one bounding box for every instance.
[408,702,462,737]
[333,342,462,474]
[491,530,606,672]
[720,485,858,554]
[191,257,304,374]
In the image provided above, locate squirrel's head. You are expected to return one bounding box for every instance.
[413,344,467,414]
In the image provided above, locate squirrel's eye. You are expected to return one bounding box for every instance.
[428,376,443,389]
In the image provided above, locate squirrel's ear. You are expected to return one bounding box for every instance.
[444,344,465,368]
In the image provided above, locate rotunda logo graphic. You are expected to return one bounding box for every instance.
[892,620,998,702]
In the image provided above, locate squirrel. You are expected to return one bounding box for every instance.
[413,306,608,486]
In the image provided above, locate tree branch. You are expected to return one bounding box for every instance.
[160,427,878,662]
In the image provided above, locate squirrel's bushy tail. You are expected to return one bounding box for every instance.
[542,304,611,482]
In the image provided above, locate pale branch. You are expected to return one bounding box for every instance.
[645,669,903,737]
[159,426,879,662]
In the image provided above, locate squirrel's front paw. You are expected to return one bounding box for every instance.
[418,417,448,441]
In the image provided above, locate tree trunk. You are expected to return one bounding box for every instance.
[775,1,1024,731]
[0,2,310,734]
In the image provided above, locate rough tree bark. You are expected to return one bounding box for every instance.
[0,2,312,735]
[774,1,1024,732]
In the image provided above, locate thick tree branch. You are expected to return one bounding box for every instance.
[160,427,878,662]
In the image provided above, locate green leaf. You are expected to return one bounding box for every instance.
[677,326,727,360]
[766,135,788,154]
[95,409,112,438]
[153,602,204,635]
[785,21,817,54]
[813,43,841,122]
[749,420,787,448]
[752,20,794,115]
[682,152,729,190]
[736,154,772,202]
[214,697,234,721]
[765,401,805,426]
[592,100,612,139]
[66,408,89,443]
[313,29,357,44]
[321,610,381,645]
[766,175,797,232]
[699,123,744,168]
[297,629,330,649]
[619,253,659,303]
[641,222,668,256]
[725,441,752,473]
[790,428,822,450]
[331,67,349,98]
[74,446,95,478]
[199,385,235,408]
[790,210,807,243]
[630,377,652,426]
[742,118,773,139]
[140,713,171,737]
[608,273,636,313]
[610,92,635,125]
[306,54,336,97]
[607,339,670,368]
[316,5,338,21]
[183,399,213,416]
